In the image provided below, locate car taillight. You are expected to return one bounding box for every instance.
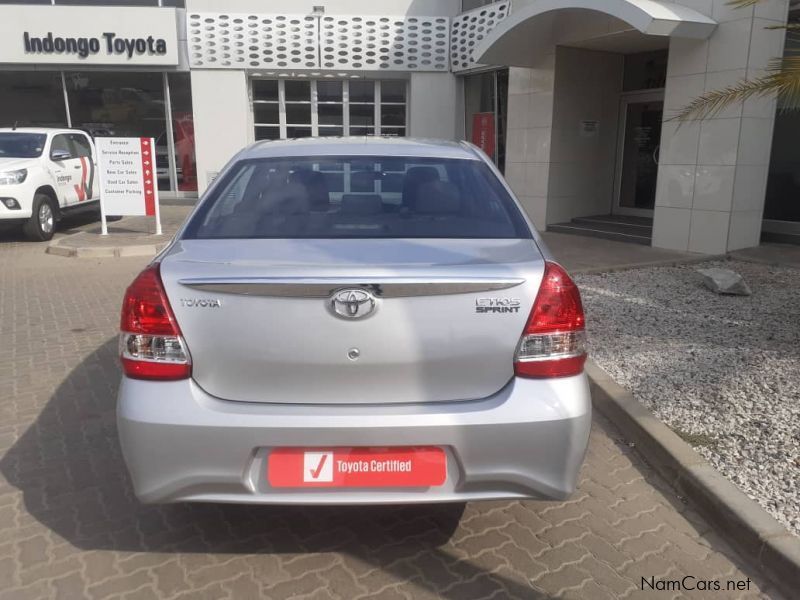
[119,263,191,380]
[514,261,587,378]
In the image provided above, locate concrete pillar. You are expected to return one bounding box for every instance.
[408,72,459,140]
[503,57,556,230]
[504,48,624,231]
[653,0,789,253]
[190,69,252,193]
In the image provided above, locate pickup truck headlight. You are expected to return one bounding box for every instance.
[0,169,27,185]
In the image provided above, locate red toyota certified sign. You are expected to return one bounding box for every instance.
[268,447,447,488]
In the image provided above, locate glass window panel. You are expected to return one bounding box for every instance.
[50,135,72,159]
[464,72,495,160]
[318,126,343,137]
[349,81,375,103]
[623,50,668,91]
[380,104,405,127]
[380,127,406,137]
[255,126,280,141]
[285,80,311,102]
[349,104,374,127]
[0,71,67,127]
[322,172,345,193]
[168,72,198,192]
[286,126,312,138]
[254,103,280,124]
[349,126,375,136]
[496,68,508,173]
[461,0,494,10]
[252,79,279,102]
[317,81,343,102]
[381,172,404,193]
[286,103,311,124]
[380,81,406,103]
[184,156,532,240]
[764,16,800,223]
[318,104,343,126]
[55,1,159,5]
[66,71,165,139]
[66,71,171,189]
[68,134,92,157]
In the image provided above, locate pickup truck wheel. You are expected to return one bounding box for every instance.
[23,194,57,242]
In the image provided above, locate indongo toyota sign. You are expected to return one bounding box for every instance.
[23,32,169,60]
[0,5,178,66]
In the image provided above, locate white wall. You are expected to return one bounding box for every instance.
[504,61,555,230]
[190,69,251,193]
[408,72,459,140]
[503,48,623,229]
[653,0,790,253]
[547,47,623,224]
[185,0,462,17]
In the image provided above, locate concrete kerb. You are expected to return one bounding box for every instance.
[570,254,725,275]
[46,241,168,258]
[586,360,800,598]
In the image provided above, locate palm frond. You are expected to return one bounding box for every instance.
[671,56,800,121]
[765,24,800,31]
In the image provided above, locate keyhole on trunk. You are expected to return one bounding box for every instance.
[347,348,360,361]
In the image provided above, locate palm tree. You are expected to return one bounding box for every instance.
[675,0,800,121]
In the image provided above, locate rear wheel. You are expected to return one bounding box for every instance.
[23,194,57,242]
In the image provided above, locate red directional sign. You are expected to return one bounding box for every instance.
[139,137,156,216]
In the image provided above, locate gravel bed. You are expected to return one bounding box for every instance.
[575,260,800,536]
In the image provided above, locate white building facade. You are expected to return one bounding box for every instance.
[1,0,798,251]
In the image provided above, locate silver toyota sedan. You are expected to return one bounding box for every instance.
[117,137,591,504]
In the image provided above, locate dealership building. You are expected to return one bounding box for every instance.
[1,0,798,252]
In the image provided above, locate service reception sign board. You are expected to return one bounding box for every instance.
[96,137,162,233]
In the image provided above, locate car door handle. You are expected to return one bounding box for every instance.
[73,165,82,169]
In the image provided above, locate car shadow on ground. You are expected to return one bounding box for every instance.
[0,210,103,242]
[1,337,550,599]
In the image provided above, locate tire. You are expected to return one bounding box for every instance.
[23,194,57,242]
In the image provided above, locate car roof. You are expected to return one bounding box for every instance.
[241,137,483,160]
[0,127,88,136]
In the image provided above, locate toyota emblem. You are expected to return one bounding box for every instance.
[329,288,377,320]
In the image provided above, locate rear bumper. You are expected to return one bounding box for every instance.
[117,374,592,504]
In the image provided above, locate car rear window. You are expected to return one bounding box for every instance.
[182,155,532,240]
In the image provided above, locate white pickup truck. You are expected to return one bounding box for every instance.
[0,127,101,241]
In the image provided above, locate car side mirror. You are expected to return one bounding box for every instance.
[50,149,71,162]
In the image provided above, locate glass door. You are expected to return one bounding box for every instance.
[613,91,664,217]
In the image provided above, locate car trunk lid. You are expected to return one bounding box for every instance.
[160,238,544,404]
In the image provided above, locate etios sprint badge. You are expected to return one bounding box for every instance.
[476,298,521,313]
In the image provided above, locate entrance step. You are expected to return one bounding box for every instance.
[547,214,653,246]
[761,230,800,246]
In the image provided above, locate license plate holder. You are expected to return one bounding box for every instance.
[267,446,447,488]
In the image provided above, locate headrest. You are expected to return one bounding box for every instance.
[404,166,439,185]
[414,181,462,215]
[341,194,383,216]
[289,169,329,210]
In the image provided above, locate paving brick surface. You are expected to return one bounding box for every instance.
[0,233,782,599]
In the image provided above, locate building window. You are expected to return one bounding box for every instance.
[623,50,668,92]
[62,71,196,194]
[463,68,508,171]
[0,72,67,127]
[461,0,496,10]
[764,8,800,225]
[252,79,407,140]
